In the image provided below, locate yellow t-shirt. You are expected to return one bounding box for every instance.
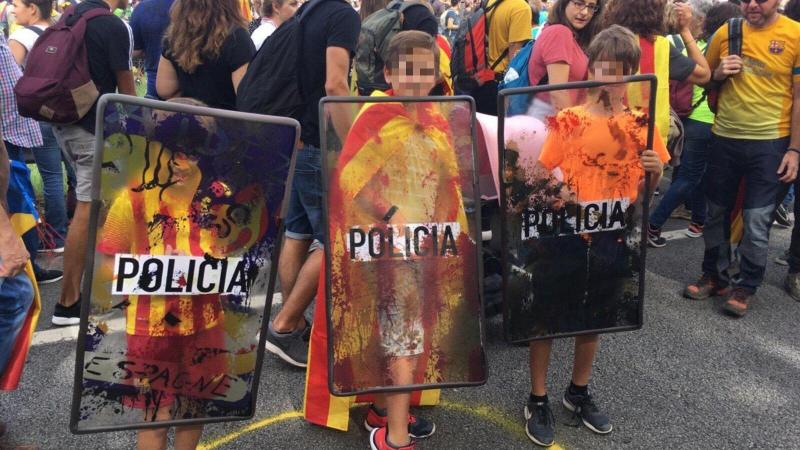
[706,15,800,139]
[486,0,532,74]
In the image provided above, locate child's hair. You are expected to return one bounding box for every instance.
[586,25,640,76]
[385,30,440,73]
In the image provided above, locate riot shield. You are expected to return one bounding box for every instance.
[498,75,658,343]
[70,95,299,433]
[321,96,486,395]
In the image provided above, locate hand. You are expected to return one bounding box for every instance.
[675,2,693,33]
[778,151,799,183]
[0,233,30,278]
[640,150,664,174]
[714,55,743,80]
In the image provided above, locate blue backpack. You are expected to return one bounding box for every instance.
[498,39,546,116]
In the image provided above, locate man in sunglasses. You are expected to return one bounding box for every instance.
[684,0,800,317]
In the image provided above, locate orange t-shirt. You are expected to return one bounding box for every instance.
[538,106,670,203]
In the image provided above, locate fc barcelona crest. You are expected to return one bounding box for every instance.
[769,40,785,54]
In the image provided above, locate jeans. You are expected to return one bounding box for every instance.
[6,124,68,246]
[781,185,794,208]
[650,118,711,228]
[0,263,34,374]
[284,144,324,243]
[701,134,789,292]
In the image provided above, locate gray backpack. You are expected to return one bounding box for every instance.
[355,0,425,95]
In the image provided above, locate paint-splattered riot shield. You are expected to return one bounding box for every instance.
[321,96,486,395]
[498,75,659,343]
[70,95,299,433]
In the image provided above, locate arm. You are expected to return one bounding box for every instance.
[7,39,26,67]
[0,139,8,209]
[777,80,800,183]
[446,16,458,30]
[675,2,710,85]
[508,41,525,61]
[545,63,571,109]
[115,70,136,96]
[325,46,355,142]
[156,56,181,100]
[507,1,532,61]
[232,63,248,93]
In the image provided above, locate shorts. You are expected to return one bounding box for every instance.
[284,144,324,244]
[52,124,95,202]
[377,262,424,358]
[122,325,228,409]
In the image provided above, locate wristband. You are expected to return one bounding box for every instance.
[788,148,800,155]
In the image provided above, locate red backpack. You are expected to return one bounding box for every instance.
[451,0,506,93]
[14,5,110,124]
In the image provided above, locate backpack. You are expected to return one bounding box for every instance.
[14,5,111,124]
[667,35,695,118]
[497,39,547,116]
[355,0,426,95]
[706,17,742,114]
[236,0,325,119]
[451,0,506,94]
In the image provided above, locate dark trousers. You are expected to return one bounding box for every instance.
[701,134,789,292]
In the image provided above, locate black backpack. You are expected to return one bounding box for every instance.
[236,0,325,119]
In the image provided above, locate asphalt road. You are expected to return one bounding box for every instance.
[2,195,799,449]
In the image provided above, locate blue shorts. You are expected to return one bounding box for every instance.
[285,144,324,244]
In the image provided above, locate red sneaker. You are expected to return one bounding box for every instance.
[370,427,415,450]
[364,404,436,439]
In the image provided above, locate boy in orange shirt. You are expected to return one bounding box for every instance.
[520,25,670,446]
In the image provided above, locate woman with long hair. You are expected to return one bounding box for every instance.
[526,0,605,115]
[156,0,255,110]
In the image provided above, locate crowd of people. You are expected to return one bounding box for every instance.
[0,0,798,448]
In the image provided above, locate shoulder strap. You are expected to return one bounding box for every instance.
[25,25,44,36]
[728,17,743,56]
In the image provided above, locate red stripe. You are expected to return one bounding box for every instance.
[304,264,334,426]
[639,37,655,74]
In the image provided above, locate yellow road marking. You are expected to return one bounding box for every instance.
[198,401,566,450]
[196,411,303,450]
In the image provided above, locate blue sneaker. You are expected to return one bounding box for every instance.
[562,388,612,434]
[524,399,555,447]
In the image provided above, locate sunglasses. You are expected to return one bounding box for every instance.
[741,0,769,4]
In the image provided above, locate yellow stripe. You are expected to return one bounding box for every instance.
[199,400,567,450]
[196,410,304,450]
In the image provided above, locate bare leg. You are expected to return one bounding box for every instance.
[273,248,321,333]
[137,407,170,450]
[529,339,553,396]
[572,334,599,386]
[174,424,204,450]
[385,357,414,446]
[277,237,311,306]
[59,201,90,306]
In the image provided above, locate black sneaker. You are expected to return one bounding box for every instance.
[562,388,612,435]
[524,399,555,447]
[774,205,793,228]
[647,226,666,248]
[265,321,310,368]
[35,268,63,285]
[52,299,81,326]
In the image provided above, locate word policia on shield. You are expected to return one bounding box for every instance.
[500,76,659,343]
[322,96,486,395]
[70,95,299,433]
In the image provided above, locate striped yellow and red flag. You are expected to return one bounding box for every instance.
[303,261,440,431]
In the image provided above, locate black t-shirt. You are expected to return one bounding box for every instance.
[163,27,255,110]
[668,42,696,81]
[298,0,360,148]
[402,3,438,37]
[74,0,132,133]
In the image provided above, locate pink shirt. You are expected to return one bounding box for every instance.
[528,24,589,86]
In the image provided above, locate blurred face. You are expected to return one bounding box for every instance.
[274,0,299,21]
[384,47,437,96]
[11,0,36,25]
[565,0,598,30]
[740,0,779,27]
[589,60,628,98]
